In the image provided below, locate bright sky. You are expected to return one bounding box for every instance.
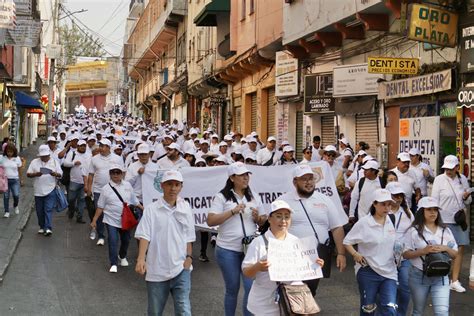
[61,0,130,56]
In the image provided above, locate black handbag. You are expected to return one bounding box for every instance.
[299,200,332,278]
[60,151,75,186]
[446,175,468,231]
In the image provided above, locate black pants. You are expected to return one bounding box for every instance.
[304,278,321,296]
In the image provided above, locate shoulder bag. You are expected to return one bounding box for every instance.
[299,200,332,278]
[446,175,468,231]
[109,184,139,230]
[262,235,320,315]
[420,228,451,277]
[60,150,75,186]
[0,166,7,192]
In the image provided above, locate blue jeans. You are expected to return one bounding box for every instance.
[93,192,105,238]
[105,224,130,266]
[4,178,20,213]
[146,269,192,316]
[215,246,253,316]
[68,182,85,219]
[409,266,450,316]
[356,266,397,316]
[35,190,56,230]
[397,260,411,316]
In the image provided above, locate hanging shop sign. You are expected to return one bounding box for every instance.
[13,0,31,16]
[367,57,419,75]
[0,0,16,29]
[408,4,458,47]
[457,87,474,108]
[4,16,42,47]
[304,97,335,114]
[333,63,382,97]
[275,51,298,97]
[399,116,440,171]
[456,108,463,164]
[378,69,451,100]
[304,74,334,113]
[460,22,474,73]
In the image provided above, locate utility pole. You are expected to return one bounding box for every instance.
[46,0,60,137]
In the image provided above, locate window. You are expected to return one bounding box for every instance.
[249,0,254,14]
[241,0,246,20]
[176,34,186,66]
[399,104,437,118]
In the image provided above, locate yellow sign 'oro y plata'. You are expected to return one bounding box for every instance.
[408,4,458,47]
[368,57,419,75]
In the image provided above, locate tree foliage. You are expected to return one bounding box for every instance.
[60,22,105,65]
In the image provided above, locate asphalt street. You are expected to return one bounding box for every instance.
[0,205,472,315]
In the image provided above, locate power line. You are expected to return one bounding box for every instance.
[98,0,128,31]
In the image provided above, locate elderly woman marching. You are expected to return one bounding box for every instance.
[91,164,143,273]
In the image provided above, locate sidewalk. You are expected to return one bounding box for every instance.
[0,142,40,282]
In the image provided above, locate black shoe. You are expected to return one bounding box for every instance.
[67,209,74,219]
[76,217,86,224]
[199,254,209,262]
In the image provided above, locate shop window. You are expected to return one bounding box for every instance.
[399,103,437,118]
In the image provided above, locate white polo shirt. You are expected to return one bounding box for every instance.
[256,147,280,165]
[0,156,21,179]
[278,190,348,244]
[26,157,63,196]
[62,151,91,185]
[343,215,398,280]
[431,174,472,224]
[125,160,152,202]
[97,180,138,228]
[311,146,321,162]
[349,177,382,218]
[89,153,124,193]
[390,207,413,241]
[409,162,434,196]
[209,191,264,252]
[404,226,457,271]
[242,231,300,316]
[135,196,196,282]
[156,156,190,170]
[391,167,419,208]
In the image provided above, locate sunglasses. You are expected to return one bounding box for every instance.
[325,153,336,157]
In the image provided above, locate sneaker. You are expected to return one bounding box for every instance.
[450,280,466,293]
[76,217,86,224]
[89,229,97,240]
[3,212,9,218]
[44,229,52,236]
[199,254,210,262]
[210,235,217,247]
[109,265,118,273]
[38,229,45,234]
[119,257,129,267]
[14,207,19,215]
[96,238,105,246]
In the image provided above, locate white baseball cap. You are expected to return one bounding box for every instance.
[292,164,313,178]
[397,152,410,162]
[357,150,367,157]
[373,189,395,203]
[47,136,58,142]
[77,140,87,146]
[441,155,459,169]
[283,145,295,153]
[163,134,174,140]
[68,135,80,141]
[323,145,337,153]
[38,144,50,157]
[189,128,198,135]
[339,138,349,145]
[244,152,257,161]
[216,155,228,163]
[418,196,439,209]
[281,140,290,146]
[385,182,404,195]
[200,139,210,145]
[167,143,181,152]
[362,155,374,163]
[162,170,183,183]
[211,134,219,139]
[408,148,421,156]
[137,144,150,154]
[247,137,257,143]
[228,162,252,177]
[250,131,258,137]
[219,141,228,147]
[184,149,196,156]
[224,135,233,141]
[99,139,112,147]
[267,200,294,217]
[108,164,125,172]
[195,158,207,166]
[267,136,277,142]
[362,160,380,170]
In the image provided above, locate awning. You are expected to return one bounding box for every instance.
[335,98,376,116]
[15,91,43,109]
[194,0,230,26]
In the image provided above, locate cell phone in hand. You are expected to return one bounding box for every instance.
[40,167,53,174]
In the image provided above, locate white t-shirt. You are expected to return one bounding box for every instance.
[125,160,153,202]
[389,207,413,241]
[242,231,300,316]
[278,190,348,244]
[62,151,91,184]
[349,177,382,218]
[97,180,138,228]
[26,157,62,196]
[0,156,21,179]
[89,153,124,193]
[209,191,264,252]
[391,167,419,208]
[135,197,196,282]
[256,147,280,166]
[431,174,472,224]
[409,162,434,196]
[156,156,190,170]
[311,146,321,162]
[404,226,457,271]
[343,215,398,280]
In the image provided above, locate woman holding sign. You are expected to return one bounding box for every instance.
[242,200,324,316]
[343,189,398,316]
[207,162,266,316]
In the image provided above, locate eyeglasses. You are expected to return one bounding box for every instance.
[325,153,336,158]
[110,170,122,175]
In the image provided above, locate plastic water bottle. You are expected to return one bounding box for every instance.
[89,228,97,240]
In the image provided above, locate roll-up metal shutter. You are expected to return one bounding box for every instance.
[267,87,276,137]
[296,111,304,161]
[321,115,335,147]
[234,97,241,133]
[356,113,378,157]
[251,92,257,132]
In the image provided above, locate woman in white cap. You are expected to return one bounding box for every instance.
[276,146,297,165]
[91,165,143,273]
[242,200,324,316]
[344,189,398,316]
[337,138,354,169]
[300,146,312,164]
[26,144,63,236]
[431,155,471,293]
[403,197,458,315]
[207,162,266,316]
[386,182,413,316]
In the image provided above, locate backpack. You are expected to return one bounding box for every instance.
[420,229,451,277]
[354,176,384,219]
[60,150,75,186]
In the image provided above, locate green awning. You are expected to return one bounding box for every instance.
[193,0,230,26]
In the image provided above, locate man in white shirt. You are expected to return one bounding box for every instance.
[256,136,280,166]
[63,140,91,223]
[182,129,199,153]
[156,143,190,170]
[86,139,124,245]
[152,135,173,162]
[135,170,195,316]
[126,144,152,204]
[391,152,421,209]
[311,136,322,162]
[242,137,258,157]
[195,139,211,159]
[26,145,63,236]
[349,160,383,220]
[46,136,62,161]
[408,147,434,197]
[278,164,348,295]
